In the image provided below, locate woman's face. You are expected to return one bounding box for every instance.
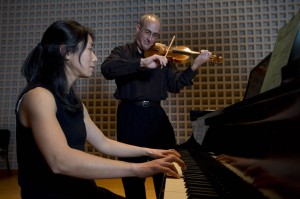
[66,35,98,80]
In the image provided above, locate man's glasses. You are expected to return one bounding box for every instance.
[141,28,160,39]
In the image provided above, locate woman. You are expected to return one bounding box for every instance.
[15,20,185,199]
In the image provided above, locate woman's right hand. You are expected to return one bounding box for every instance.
[133,155,185,178]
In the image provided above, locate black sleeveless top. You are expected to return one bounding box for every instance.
[15,85,101,199]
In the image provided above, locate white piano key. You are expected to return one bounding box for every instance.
[164,178,187,199]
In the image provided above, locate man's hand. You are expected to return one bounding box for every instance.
[191,49,212,71]
[141,54,168,69]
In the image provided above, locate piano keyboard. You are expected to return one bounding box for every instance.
[163,149,281,199]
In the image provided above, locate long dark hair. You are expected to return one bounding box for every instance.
[21,20,95,112]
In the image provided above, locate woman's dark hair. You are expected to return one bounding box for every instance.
[21,20,95,112]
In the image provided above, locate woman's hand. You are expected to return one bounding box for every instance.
[146,148,181,159]
[133,154,185,179]
[146,148,186,176]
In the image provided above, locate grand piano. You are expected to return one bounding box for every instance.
[160,12,300,199]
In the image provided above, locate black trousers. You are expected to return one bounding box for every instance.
[117,101,176,199]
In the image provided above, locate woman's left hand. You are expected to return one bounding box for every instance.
[147,148,181,159]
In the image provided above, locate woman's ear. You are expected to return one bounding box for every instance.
[60,45,67,55]
[60,45,69,60]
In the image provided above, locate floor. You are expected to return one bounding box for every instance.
[0,170,157,199]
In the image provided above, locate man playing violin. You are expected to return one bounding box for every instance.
[101,13,211,199]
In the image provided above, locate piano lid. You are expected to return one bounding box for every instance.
[204,79,300,126]
[243,53,272,100]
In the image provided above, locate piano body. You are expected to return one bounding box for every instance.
[161,77,300,199]
[162,12,300,199]
[162,66,300,199]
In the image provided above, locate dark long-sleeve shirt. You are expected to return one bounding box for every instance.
[101,41,198,101]
[16,85,103,198]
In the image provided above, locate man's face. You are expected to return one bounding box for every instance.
[136,20,160,51]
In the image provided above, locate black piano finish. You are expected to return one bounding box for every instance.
[166,13,300,198]
[204,79,300,126]
[173,78,300,199]
[196,12,300,158]
[197,79,300,158]
[171,17,300,196]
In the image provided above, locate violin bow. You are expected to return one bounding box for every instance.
[160,35,176,68]
[164,35,176,57]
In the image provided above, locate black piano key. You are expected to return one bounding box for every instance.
[176,148,269,199]
[187,190,220,199]
[187,187,218,194]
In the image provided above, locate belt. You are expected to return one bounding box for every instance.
[122,100,161,107]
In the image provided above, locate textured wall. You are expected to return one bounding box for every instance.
[0,0,299,169]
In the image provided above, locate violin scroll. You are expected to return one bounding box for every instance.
[209,54,223,63]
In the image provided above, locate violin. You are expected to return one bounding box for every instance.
[144,42,223,64]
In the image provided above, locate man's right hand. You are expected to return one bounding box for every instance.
[141,54,168,69]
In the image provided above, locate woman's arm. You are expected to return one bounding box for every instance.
[19,87,184,179]
[84,104,180,159]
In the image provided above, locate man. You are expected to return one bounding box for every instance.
[101,13,211,199]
